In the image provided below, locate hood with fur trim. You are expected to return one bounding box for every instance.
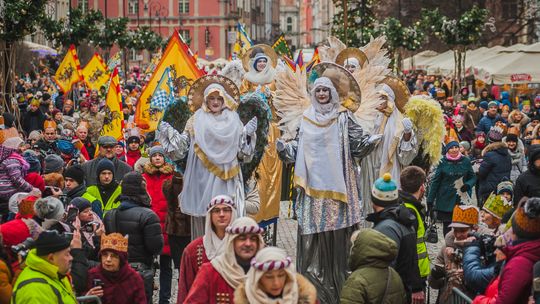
[143,161,174,175]
[482,141,508,157]
[234,274,317,304]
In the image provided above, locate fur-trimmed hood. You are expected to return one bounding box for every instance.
[143,161,174,175]
[482,141,508,157]
[508,110,530,127]
[234,273,317,304]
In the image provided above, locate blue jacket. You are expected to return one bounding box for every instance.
[500,92,512,109]
[478,142,512,198]
[463,244,495,295]
[476,114,501,135]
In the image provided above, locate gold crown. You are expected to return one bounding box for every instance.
[100,233,128,253]
[483,193,512,220]
[451,205,479,226]
[43,119,57,130]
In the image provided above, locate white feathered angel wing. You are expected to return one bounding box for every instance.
[273,66,310,140]
[353,36,392,134]
[219,59,245,88]
[319,36,347,62]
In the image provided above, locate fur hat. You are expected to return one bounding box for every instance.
[43,173,65,189]
[34,197,65,220]
[512,197,540,240]
[371,173,398,207]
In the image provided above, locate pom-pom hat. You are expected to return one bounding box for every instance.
[371,173,398,207]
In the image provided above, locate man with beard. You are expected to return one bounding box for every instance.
[476,101,501,135]
[184,217,265,303]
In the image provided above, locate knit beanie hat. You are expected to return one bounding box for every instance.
[127,136,141,144]
[97,158,115,177]
[23,150,41,173]
[148,145,165,158]
[479,101,489,110]
[371,173,399,207]
[2,136,23,150]
[34,197,65,220]
[459,141,471,151]
[44,154,65,174]
[63,164,85,185]
[488,126,504,142]
[497,180,514,196]
[488,101,498,108]
[512,197,540,240]
[446,141,460,151]
[35,230,71,256]
[121,171,146,196]
[70,197,92,212]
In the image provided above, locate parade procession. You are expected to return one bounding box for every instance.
[1,0,540,303]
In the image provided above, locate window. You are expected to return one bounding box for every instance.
[79,0,88,13]
[179,29,190,43]
[286,16,293,32]
[128,0,139,14]
[130,49,138,61]
[179,0,189,14]
[502,0,519,19]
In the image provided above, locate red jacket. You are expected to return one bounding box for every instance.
[142,168,172,256]
[184,262,235,304]
[177,237,209,303]
[496,238,540,304]
[472,277,499,304]
[124,149,141,168]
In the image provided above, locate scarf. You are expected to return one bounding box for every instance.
[294,77,347,203]
[244,55,276,85]
[474,138,486,150]
[445,152,463,161]
[203,203,238,260]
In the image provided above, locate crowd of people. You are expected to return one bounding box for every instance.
[0,35,539,304]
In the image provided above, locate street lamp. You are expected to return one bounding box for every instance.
[144,1,167,35]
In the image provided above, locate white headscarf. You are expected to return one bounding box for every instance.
[211,217,265,288]
[202,83,237,112]
[377,83,405,178]
[244,247,299,304]
[203,195,238,260]
[193,84,244,166]
[306,77,340,124]
[244,54,276,85]
[344,57,360,68]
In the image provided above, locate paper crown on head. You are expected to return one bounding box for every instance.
[43,119,57,130]
[483,193,513,220]
[101,233,129,253]
[449,205,479,228]
[507,126,520,136]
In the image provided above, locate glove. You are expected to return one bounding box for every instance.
[276,139,286,152]
[460,184,470,192]
[245,116,258,135]
[402,117,413,133]
[368,134,383,144]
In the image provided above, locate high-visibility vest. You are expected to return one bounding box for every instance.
[86,185,121,214]
[404,202,431,278]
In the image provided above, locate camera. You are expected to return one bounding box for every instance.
[93,279,104,288]
[468,231,497,262]
[11,237,36,260]
[82,221,100,233]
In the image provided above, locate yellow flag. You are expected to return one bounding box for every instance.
[135,31,205,131]
[100,68,124,140]
[82,53,111,91]
[53,44,83,93]
[233,23,253,56]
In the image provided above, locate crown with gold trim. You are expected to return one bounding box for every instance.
[484,193,512,220]
[100,233,128,253]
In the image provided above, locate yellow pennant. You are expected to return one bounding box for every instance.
[100,68,124,140]
[82,53,111,91]
[53,44,83,93]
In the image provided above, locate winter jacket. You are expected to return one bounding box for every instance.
[340,229,407,304]
[0,147,33,209]
[472,276,499,304]
[123,149,142,168]
[11,249,77,304]
[235,274,317,304]
[463,244,496,295]
[142,162,173,256]
[455,127,474,143]
[22,109,46,134]
[478,142,512,199]
[86,183,122,213]
[0,259,12,304]
[162,176,190,237]
[464,108,482,133]
[86,262,147,304]
[513,147,540,205]
[81,156,132,186]
[367,205,424,294]
[476,114,501,135]
[103,196,164,266]
[500,91,512,109]
[503,138,527,182]
[427,155,476,213]
[496,238,540,304]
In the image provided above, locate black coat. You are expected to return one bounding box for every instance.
[103,196,164,266]
[22,109,46,133]
[478,142,512,199]
[367,205,424,293]
[513,147,540,206]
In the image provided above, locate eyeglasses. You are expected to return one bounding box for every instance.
[210,207,233,214]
